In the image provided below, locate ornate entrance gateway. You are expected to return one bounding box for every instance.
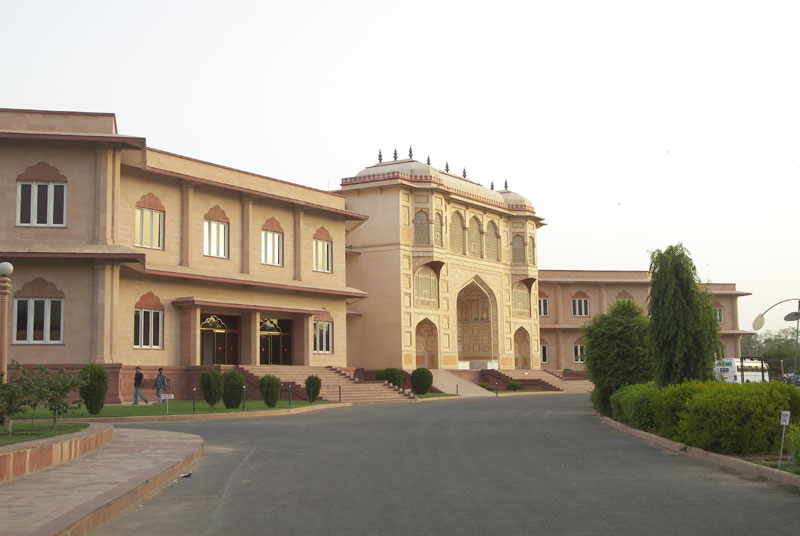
[201,314,239,365]
[415,319,438,368]
[456,280,499,367]
[514,327,530,369]
[259,318,293,365]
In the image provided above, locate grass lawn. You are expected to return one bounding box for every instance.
[16,399,332,420]
[753,460,800,475]
[416,392,458,398]
[0,422,89,447]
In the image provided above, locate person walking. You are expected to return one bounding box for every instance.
[154,367,167,403]
[133,366,148,405]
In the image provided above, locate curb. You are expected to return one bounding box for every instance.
[599,416,800,491]
[62,402,352,424]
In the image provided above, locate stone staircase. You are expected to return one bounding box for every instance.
[238,365,416,404]
[499,369,594,393]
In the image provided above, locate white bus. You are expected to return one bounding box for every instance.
[714,359,769,383]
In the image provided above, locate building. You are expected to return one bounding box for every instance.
[341,156,545,372]
[537,270,751,371]
[0,109,367,401]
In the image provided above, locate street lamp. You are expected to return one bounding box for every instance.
[752,298,800,384]
[0,262,13,383]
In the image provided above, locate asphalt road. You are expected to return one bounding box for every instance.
[94,394,799,536]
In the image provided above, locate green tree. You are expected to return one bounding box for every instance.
[78,364,109,415]
[582,299,652,415]
[198,370,224,412]
[0,371,27,435]
[45,368,81,427]
[648,244,720,386]
[19,364,50,430]
[742,329,797,377]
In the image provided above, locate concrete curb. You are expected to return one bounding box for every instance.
[415,395,464,402]
[62,402,352,424]
[599,416,800,491]
[0,423,114,483]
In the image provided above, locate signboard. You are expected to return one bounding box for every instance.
[781,411,791,426]
[161,393,175,400]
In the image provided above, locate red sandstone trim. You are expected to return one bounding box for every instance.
[135,291,164,310]
[171,298,326,316]
[261,216,284,233]
[0,251,145,262]
[14,277,65,298]
[0,423,113,483]
[0,131,144,148]
[135,192,165,211]
[16,161,68,182]
[313,226,333,241]
[203,204,229,223]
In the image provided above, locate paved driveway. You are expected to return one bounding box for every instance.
[96,394,799,535]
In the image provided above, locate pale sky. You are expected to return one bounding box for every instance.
[2,0,799,332]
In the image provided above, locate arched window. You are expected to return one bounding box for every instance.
[414,265,439,307]
[511,235,525,263]
[135,193,165,250]
[13,277,64,344]
[434,213,443,246]
[485,221,500,261]
[449,212,464,254]
[414,211,429,245]
[512,283,531,317]
[528,236,535,265]
[467,217,481,258]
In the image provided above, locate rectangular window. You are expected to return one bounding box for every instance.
[313,321,332,353]
[17,182,67,226]
[573,344,585,363]
[714,307,724,324]
[262,230,283,266]
[134,309,163,349]
[313,239,332,273]
[13,298,64,344]
[203,219,228,258]
[538,298,549,317]
[134,207,164,249]
[572,298,589,317]
[541,345,548,363]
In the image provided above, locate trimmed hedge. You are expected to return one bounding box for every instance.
[616,381,658,430]
[411,367,433,395]
[306,375,321,403]
[79,365,108,416]
[376,368,403,389]
[222,369,245,409]
[199,370,224,412]
[507,381,523,391]
[259,374,281,408]
[788,425,800,462]
[650,380,711,441]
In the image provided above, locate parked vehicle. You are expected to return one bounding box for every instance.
[714,359,769,383]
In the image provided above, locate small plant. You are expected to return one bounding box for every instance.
[376,368,403,388]
[222,369,245,409]
[44,368,81,428]
[306,375,322,403]
[79,364,109,415]
[478,382,492,391]
[507,381,523,391]
[411,367,433,395]
[0,371,26,435]
[199,370,224,412]
[259,374,281,408]
[18,364,49,430]
[788,425,800,463]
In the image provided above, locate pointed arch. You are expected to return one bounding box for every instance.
[16,161,68,182]
[512,282,531,317]
[414,210,430,244]
[414,264,439,307]
[456,276,500,364]
[511,234,525,263]
[204,205,229,223]
[449,211,464,253]
[514,327,531,369]
[415,318,439,368]
[467,216,482,258]
[485,221,500,261]
[134,291,164,310]
[14,277,64,298]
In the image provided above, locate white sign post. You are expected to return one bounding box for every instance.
[161,393,175,415]
[778,411,791,470]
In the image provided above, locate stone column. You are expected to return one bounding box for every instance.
[180,183,194,267]
[241,196,252,274]
[294,315,313,366]
[180,306,201,366]
[479,230,486,259]
[240,310,259,365]
[294,208,304,281]
[95,146,113,245]
[0,262,12,382]
[92,262,118,363]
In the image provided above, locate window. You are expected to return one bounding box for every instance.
[134,309,163,349]
[714,345,727,360]
[17,182,66,226]
[262,230,283,266]
[467,217,481,258]
[485,221,500,261]
[512,283,531,317]
[529,236,536,265]
[714,307,724,324]
[414,211,429,244]
[14,297,63,344]
[573,344,585,363]
[203,219,228,258]
[313,239,332,272]
[414,265,438,307]
[134,207,164,249]
[449,212,464,253]
[541,345,549,363]
[538,298,549,317]
[434,213,443,246]
[572,298,589,317]
[313,321,332,353]
[511,235,525,263]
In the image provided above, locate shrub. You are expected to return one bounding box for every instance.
[199,370,224,412]
[411,367,433,395]
[609,387,627,422]
[609,382,657,429]
[306,375,322,403]
[376,368,403,388]
[222,369,245,409]
[45,368,81,428]
[679,382,794,455]
[78,364,108,415]
[651,380,710,441]
[0,372,26,435]
[259,375,281,408]
[478,382,491,391]
[507,381,523,391]
[788,425,800,462]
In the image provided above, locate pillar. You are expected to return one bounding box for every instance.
[181,183,194,267]
[240,310,259,365]
[0,264,12,382]
[92,262,119,363]
[180,306,201,366]
[241,196,252,274]
[294,208,304,281]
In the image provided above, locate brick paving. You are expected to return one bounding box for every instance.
[0,429,202,536]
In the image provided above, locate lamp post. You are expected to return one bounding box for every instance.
[752,298,800,384]
[0,262,13,383]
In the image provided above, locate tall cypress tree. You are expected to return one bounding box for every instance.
[648,244,719,386]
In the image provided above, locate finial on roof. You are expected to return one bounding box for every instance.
[445,161,449,172]
[426,155,430,165]
[490,181,494,190]
[504,180,508,190]
[462,168,467,178]
[409,146,413,159]
[378,149,383,163]
[393,148,398,161]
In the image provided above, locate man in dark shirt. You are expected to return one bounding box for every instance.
[133,366,149,405]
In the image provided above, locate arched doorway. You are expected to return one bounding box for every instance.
[259,318,293,365]
[456,279,499,368]
[415,319,438,368]
[201,314,239,365]
[514,327,531,369]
